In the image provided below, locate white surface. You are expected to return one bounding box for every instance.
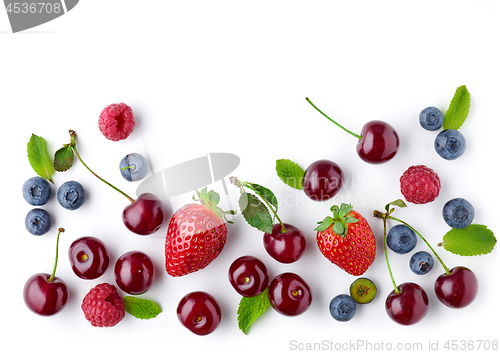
[1,1,499,353]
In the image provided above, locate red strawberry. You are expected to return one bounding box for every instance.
[315,204,376,276]
[165,188,235,277]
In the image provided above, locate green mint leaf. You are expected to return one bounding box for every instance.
[237,287,270,335]
[123,296,162,320]
[239,192,273,233]
[276,159,304,190]
[248,183,278,211]
[53,145,74,172]
[27,134,55,183]
[440,224,496,256]
[315,216,334,232]
[443,85,471,130]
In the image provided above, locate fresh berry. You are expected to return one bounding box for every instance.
[22,176,51,206]
[268,272,312,316]
[122,193,166,235]
[434,129,466,160]
[25,208,51,236]
[57,180,85,210]
[329,294,357,322]
[385,282,429,326]
[98,103,135,141]
[120,153,148,182]
[177,291,221,335]
[263,223,306,264]
[302,159,344,201]
[68,236,110,280]
[349,277,377,304]
[166,189,232,277]
[228,256,269,297]
[400,165,441,204]
[315,204,376,276]
[419,106,444,131]
[409,251,434,275]
[386,224,417,254]
[442,197,475,229]
[434,266,478,309]
[81,283,125,327]
[114,251,156,295]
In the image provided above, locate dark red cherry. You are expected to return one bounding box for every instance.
[356,120,399,164]
[268,272,312,316]
[434,266,478,309]
[385,282,429,325]
[177,291,221,335]
[228,255,269,297]
[302,160,344,201]
[114,251,156,295]
[68,236,110,279]
[263,223,306,264]
[122,193,166,235]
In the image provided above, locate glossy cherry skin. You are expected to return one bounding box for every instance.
[268,272,312,316]
[434,266,478,309]
[122,193,166,235]
[114,251,156,295]
[177,291,221,336]
[228,255,269,297]
[385,282,429,325]
[68,236,110,280]
[356,120,399,164]
[263,223,306,264]
[23,273,68,316]
[302,160,344,201]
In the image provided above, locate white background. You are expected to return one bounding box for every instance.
[1,1,499,353]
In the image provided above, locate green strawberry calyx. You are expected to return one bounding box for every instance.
[315,203,359,237]
[193,187,237,224]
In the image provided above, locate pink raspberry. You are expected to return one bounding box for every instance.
[400,165,441,204]
[81,283,125,327]
[98,103,135,141]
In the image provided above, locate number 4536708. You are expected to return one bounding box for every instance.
[6,2,62,14]
[444,340,498,351]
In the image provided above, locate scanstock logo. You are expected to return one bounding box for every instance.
[3,0,79,33]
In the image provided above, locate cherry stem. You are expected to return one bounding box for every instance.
[305,97,362,140]
[48,228,64,283]
[381,215,400,294]
[69,131,135,203]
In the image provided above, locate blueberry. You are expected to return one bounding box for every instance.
[22,176,52,206]
[57,181,85,210]
[434,129,466,160]
[329,294,357,322]
[419,106,444,131]
[442,198,475,229]
[119,153,148,182]
[386,224,417,254]
[25,208,51,236]
[409,251,434,275]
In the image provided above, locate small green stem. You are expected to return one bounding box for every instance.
[305,97,362,140]
[382,215,400,294]
[48,228,64,283]
[243,182,287,233]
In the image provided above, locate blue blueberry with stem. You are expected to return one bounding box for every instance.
[442,198,474,229]
[434,129,466,160]
[419,107,444,131]
[329,294,357,322]
[119,153,148,182]
[57,181,85,210]
[22,176,52,206]
[386,224,417,254]
[25,208,51,235]
[409,251,434,275]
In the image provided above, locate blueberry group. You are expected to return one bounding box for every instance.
[434,129,466,160]
[57,181,85,210]
[419,107,444,131]
[386,224,417,254]
[329,294,357,322]
[22,177,51,206]
[25,208,51,236]
[409,251,434,275]
[442,198,475,229]
[119,153,148,182]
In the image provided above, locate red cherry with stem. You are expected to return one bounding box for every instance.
[68,236,110,279]
[24,228,68,316]
[434,266,478,309]
[306,98,399,164]
[385,282,429,325]
[268,272,312,316]
[228,255,269,297]
[263,223,306,264]
[177,291,221,336]
[114,251,156,295]
[302,159,344,201]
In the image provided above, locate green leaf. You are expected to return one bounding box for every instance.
[443,85,471,130]
[123,296,162,319]
[237,287,270,335]
[338,203,353,218]
[333,221,345,235]
[276,159,304,190]
[315,216,334,232]
[27,134,55,183]
[384,199,407,213]
[440,224,496,256]
[344,216,359,224]
[239,192,273,233]
[208,190,220,206]
[248,183,278,211]
[53,145,74,172]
